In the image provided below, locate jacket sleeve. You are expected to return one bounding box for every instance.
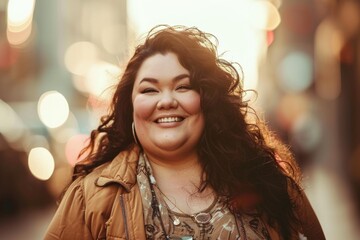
[293,187,326,240]
[44,178,94,240]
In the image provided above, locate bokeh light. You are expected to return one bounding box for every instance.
[64,41,98,76]
[127,0,277,92]
[267,31,275,46]
[6,23,33,46]
[338,0,360,38]
[278,51,313,92]
[247,0,281,30]
[291,113,323,153]
[6,0,36,46]
[1,1,360,239]
[314,20,343,100]
[37,91,70,128]
[28,147,55,181]
[7,0,35,30]
[85,61,120,99]
[276,93,310,130]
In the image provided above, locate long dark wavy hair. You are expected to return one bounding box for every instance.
[74,25,302,238]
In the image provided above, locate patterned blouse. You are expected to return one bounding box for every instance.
[137,154,272,240]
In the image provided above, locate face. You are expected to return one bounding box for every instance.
[132,52,204,159]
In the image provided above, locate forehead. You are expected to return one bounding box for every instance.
[135,52,189,81]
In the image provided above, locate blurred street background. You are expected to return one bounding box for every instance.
[1,0,360,239]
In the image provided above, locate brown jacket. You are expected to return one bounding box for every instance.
[45,146,146,240]
[44,145,325,240]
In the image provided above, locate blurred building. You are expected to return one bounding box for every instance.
[263,0,360,212]
[0,0,128,237]
[260,0,360,238]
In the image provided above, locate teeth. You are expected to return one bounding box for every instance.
[157,117,182,123]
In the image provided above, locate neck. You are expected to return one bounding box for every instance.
[144,151,216,215]
[144,150,204,194]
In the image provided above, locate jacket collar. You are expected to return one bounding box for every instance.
[95,144,141,192]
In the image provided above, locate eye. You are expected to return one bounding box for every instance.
[176,85,192,91]
[141,88,158,94]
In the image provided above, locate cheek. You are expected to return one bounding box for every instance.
[182,92,202,114]
[133,95,155,119]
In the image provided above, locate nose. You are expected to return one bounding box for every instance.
[156,91,178,109]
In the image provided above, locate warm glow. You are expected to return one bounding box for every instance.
[64,41,98,76]
[267,31,275,46]
[127,0,277,92]
[71,75,88,94]
[277,94,310,130]
[6,23,33,46]
[247,1,281,30]
[338,1,360,38]
[65,134,90,166]
[314,20,343,100]
[28,147,55,181]
[7,0,35,30]
[71,61,119,99]
[101,24,127,54]
[38,91,70,128]
[270,0,282,8]
[85,61,120,99]
[7,0,35,46]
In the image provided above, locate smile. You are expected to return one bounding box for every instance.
[156,117,184,123]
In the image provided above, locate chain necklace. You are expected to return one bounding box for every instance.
[154,184,214,226]
[145,166,171,240]
[154,184,186,226]
[155,185,188,215]
[144,157,214,227]
[141,153,247,240]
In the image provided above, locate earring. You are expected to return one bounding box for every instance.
[132,122,139,145]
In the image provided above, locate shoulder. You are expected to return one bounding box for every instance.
[60,145,141,209]
[55,162,117,220]
[45,146,142,239]
[82,145,141,201]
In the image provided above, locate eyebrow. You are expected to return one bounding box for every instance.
[139,73,190,84]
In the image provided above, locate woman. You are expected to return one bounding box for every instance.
[45,26,325,239]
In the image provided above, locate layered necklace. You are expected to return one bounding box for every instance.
[154,183,214,226]
[143,155,215,239]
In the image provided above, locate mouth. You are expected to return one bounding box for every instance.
[155,116,184,123]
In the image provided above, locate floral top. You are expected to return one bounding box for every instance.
[137,154,272,240]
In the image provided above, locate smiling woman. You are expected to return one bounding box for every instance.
[44,25,325,240]
[132,52,204,158]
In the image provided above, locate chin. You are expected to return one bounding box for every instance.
[155,142,185,152]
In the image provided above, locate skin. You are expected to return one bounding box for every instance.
[132,52,204,163]
[131,52,213,214]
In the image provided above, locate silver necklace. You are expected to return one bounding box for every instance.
[155,184,213,225]
[150,174,213,226]
[145,167,171,240]
[142,154,245,239]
